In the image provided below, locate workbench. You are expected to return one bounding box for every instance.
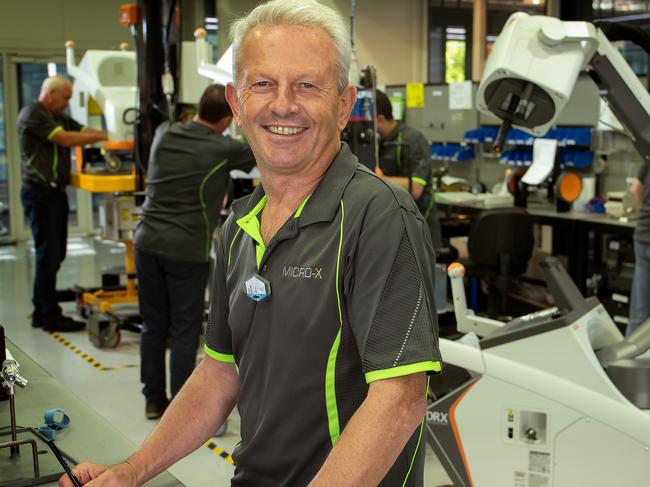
[436,196,635,295]
[0,342,183,487]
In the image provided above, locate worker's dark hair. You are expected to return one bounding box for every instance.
[375,89,393,120]
[198,84,232,123]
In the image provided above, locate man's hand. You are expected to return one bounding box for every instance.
[630,177,645,209]
[57,359,238,486]
[58,461,137,487]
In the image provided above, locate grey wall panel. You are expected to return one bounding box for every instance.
[385,84,480,143]
[0,0,127,52]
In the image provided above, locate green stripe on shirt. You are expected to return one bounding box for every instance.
[199,159,228,259]
[325,200,345,447]
[204,344,235,363]
[411,176,428,186]
[365,360,442,383]
[47,126,63,140]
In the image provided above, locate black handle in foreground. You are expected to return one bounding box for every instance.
[46,439,83,487]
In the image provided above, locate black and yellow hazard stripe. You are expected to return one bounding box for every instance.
[49,332,138,371]
[205,440,234,465]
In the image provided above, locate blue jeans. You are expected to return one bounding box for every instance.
[136,249,210,401]
[627,240,650,335]
[21,185,69,320]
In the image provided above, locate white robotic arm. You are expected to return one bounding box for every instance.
[477,12,650,162]
[65,40,137,145]
[194,27,233,85]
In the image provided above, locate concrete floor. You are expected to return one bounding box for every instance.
[0,236,453,486]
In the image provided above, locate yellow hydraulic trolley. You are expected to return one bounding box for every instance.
[66,39,142,348]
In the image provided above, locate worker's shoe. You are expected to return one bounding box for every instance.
[145,398,169,420]
[42,314,85,333]
[30,312,43,328]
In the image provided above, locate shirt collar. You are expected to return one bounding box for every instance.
[231,142,358,227]
[383,120,404,142]
[188,120,215,134]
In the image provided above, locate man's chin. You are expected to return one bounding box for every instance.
[260,153,308,173]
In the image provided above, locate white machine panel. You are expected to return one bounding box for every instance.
[554,417,650,486]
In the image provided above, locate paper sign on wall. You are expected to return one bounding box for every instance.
[449,80,473,110]
[406,83,425,108]
[390,95,405,121]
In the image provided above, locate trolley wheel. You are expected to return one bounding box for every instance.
[79,304,91,319]
[102,328,121,348]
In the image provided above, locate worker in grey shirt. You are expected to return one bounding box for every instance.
[375,89,443,250]
[18,75,108,332]
[134,84,255,419]
[628,161,650,335]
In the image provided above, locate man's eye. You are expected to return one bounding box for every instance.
[253,81,270,88]
[300,82,315,89]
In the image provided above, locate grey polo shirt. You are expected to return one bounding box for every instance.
[17,101,83,188]
[134,121,256,263]
[205,143,442,486]
[635,161,650,244]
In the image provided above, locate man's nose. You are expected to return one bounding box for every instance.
[269,85,298,117]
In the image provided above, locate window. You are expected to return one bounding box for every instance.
[429,1,545,83]
[445,27,467,83]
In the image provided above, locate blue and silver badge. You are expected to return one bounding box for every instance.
[244,274,271,302]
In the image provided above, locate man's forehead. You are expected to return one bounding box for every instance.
[242,23,333,50]
[238,24,336,72]
[53,83,72,94]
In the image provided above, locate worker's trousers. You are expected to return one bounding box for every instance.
[21,185,69,320]
[628,240,650,336]
[135,249,210,401]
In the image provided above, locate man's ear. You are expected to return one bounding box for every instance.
[337,84,357,132]
[225,83,241,127]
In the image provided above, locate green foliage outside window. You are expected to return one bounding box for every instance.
[446,40,466,83]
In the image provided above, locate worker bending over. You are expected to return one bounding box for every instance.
[134,84,255,419]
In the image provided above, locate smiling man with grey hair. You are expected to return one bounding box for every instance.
[60,1,441,486]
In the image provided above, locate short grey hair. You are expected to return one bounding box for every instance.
[230,0,351,93]
[40,76,71,97]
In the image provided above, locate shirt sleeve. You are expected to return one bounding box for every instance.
[64,114,84,133]
[204,221,235,363]
[23,106,63,142]
[407,131,432,188]
[345,197,442,383]
[226,138,256,173]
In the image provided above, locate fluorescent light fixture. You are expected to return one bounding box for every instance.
[447,34,467,40]
[597,12,650,22]
[205,24,218,30]
[47,62,57,77]
[446,27,467,34]
[205,17,218,23]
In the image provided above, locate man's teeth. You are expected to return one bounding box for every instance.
[267,126,304,135]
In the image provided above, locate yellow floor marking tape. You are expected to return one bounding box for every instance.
[49,332,138,371]
[205,440,235,465]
